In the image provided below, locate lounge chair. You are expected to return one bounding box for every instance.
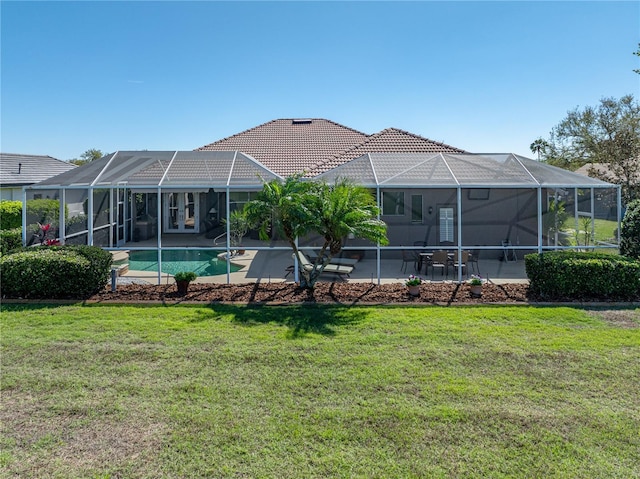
[307,251,359,267]
[293,253,353,279]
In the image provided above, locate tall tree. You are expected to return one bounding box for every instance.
[529,138,549,161]
[69,148,103,166]
[245,176,388,288]
[540,95,640,202]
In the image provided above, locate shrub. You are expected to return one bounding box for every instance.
[0,201,22,230]
[65,245,113,289]
[26,198,61,225]
[174,271,197,282]
[620,199,640,260]
[525,251,640,300]
[0,228,22,255]
[0,245,112,299]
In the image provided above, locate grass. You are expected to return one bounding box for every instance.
[1,304,639,478]
[561,217,618,246]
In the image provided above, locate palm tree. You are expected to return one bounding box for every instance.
[530,138,549,161]
[245,176,388,288]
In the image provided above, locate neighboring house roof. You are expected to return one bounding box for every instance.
[575,161,640,182]
[0,153,75,187]
[575,163,606,177]
[196,119,466,177]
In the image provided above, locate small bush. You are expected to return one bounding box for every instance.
[0,201,22,230]
[0,228,22,255]
[620,199,640,260]
[0,245,112,299]
[525,251,640,300]
[26,198,61,225]
[65,245,113,290]
[174,271,197,282]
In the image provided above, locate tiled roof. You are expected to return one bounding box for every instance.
[308,128,467,175]
[575,161,640,182]
[196,119,369,177]
[0,153,75,186]
[197,119,467,177]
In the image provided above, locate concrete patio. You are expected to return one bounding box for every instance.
[116,235,529,286]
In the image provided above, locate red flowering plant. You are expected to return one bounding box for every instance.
[35,222,59,245]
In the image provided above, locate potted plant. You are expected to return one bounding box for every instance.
[174,271,197,295]
[467,274,484,297]
[224,209,251,255]
[405,274,422,296]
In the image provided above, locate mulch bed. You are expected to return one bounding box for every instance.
[83,282,622,305]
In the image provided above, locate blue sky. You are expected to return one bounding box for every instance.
[1,1,639,161]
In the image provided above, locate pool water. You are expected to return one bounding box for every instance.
[127,250,241,277]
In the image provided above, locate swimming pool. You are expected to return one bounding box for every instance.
[126,250,241,277]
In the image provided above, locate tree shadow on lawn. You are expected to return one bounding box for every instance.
[193,304,367,338]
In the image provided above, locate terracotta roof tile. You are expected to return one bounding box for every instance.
[196,119,467,178]
[307,128,467,176]
[196,119,368,177]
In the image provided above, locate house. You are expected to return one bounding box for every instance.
[0,153,75,201]
[24,119,621,282]
[197,118,466,176]
[575,160,639,205]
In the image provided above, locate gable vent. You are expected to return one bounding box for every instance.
[292,119,313,125]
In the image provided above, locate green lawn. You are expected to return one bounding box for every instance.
[1,304,639,478]
[561,217,618,245]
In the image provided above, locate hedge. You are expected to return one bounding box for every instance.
[0,245,112,299]
[620,199,640,260]
[0,228,22,256]
[0,201,22,230]
[525,251,640,300]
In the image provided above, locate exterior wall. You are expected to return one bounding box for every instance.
[382,188,457,247]
[461,188,538,248]
[381,188,539,251]
[0,187,23,201]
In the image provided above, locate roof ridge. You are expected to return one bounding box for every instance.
[307,129,383,173]
[0,152,59,160]
[195,119,280,150]
[383,127,468,153]
[320,118,369,137]
[306,127,467,175]
[195,118,369,152]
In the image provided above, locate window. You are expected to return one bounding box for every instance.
[229,191,256,212]
[439,207,454,243]
[467,189,490,200]
[411,194,423,223]
[382,192,404,216]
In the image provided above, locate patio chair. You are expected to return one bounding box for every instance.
[431,250,449,280]
[294,253,353,279]
[468,249,480,274]
[452,250,470,278]
[401,249,419,273]
[413,241,428,272]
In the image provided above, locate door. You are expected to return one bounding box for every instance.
[438,206,455,245]
[163,192,199,233]
[116,186,126,246]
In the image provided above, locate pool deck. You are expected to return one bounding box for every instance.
[116,248,529,286]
